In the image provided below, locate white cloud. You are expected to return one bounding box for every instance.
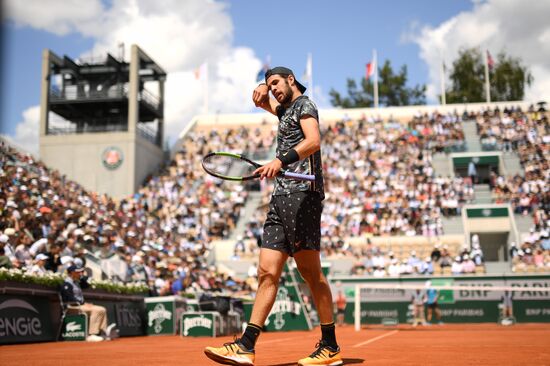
[4,0,104,36]
[5,106,41,156]
[5,0,263,150]
[407,0,550,103]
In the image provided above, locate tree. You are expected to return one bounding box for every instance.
[491,52,533,101]
[329,60,426,108]
[446,48,532,103]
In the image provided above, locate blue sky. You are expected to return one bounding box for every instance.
[3,0,549,154]
[1,0,473,139]
[227,0,471,92]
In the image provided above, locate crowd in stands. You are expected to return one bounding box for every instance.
[0,126,272,297]
[511,208,550,272]
[318,112,473,240]
[345,238,486,277]
[1,103,548,288]
[477,107,549,215]
[408,111,466,153]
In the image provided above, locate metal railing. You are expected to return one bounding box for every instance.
[49,85,160,110]
[47,118,128,135]
[49,85,128,102]
[139,88,160,109]
[137,124,159,145]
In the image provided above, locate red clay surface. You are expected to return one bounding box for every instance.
[1,323,550,365]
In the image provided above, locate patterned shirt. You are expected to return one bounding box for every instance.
[273,96,324,200]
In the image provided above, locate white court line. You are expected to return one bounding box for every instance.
[352,330,399,348]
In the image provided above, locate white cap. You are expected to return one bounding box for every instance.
[35,253,49,261]
[4,228,16,236]
[0,234,8,243]
[60,256,74,265]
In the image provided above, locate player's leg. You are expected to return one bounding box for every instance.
[203,248,288,365]
[294,249,334,325]
[427,306,433,322]
[248,247,289,328]
[294,250,342,366]
[204,198,289,366]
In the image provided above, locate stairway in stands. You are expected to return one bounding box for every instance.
[462,119,482,152]
[473,184,493,204]
[230,191,263,240]
[431,153,452,177]
[502,153,523,176]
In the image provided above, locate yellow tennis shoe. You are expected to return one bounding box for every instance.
[297,340,343,366]
[204,339,255,365]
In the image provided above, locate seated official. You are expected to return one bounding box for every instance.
[60,264,115,342]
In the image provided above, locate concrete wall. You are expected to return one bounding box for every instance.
[134,135,164,189]
[40,132,162,198]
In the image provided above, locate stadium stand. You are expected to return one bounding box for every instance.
[1,103,548,295]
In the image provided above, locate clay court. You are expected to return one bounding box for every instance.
[1,323,549,365]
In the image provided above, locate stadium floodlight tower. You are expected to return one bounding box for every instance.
[39,45,166,198]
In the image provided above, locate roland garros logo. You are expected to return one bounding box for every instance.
[102,146,124,170]
[148,303,171,333]
[183,315,213,336]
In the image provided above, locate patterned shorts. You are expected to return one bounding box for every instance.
[262,191,322,256]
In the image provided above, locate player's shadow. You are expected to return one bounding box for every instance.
[270,358,364,366]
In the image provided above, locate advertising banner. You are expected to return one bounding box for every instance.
[0,295,56,344]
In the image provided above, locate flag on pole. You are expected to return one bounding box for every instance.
[440,58,447,105]
[366,62,374,80]
[486,50,495,71]
[303,53,312,82]
[484,51,491,103]
[372,49,379,108]
[303,53,313,99]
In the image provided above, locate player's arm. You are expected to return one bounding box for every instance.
[252,83,280,115]
[254,115,320,179]
[293,115,321,159]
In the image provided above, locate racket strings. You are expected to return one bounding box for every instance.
[203,155,256,178]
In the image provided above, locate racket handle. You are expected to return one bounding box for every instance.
[283,171,316,181]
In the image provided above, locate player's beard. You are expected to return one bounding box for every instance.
[279,80,294,106]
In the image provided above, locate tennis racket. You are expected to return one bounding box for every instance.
[201,152,315,182]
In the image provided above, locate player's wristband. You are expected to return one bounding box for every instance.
[277,148,300,167]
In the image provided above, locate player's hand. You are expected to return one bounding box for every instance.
[254,158,282,180]
[252,83,269,108]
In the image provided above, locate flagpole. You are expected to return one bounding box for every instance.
[440,57,446,105]
[373,49,379,108]
[484,51,491,103]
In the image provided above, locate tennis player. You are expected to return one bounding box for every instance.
[204,67,342,366]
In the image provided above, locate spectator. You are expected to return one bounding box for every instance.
[451,256,463,275]
[335,290,347,327]
[411,289,426,327]
[425,282,443,325]
[0,245,12,268]
[27,253,49,276]
[60,264,116,342]
[468,161,477,184]
[462,254,476,274]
